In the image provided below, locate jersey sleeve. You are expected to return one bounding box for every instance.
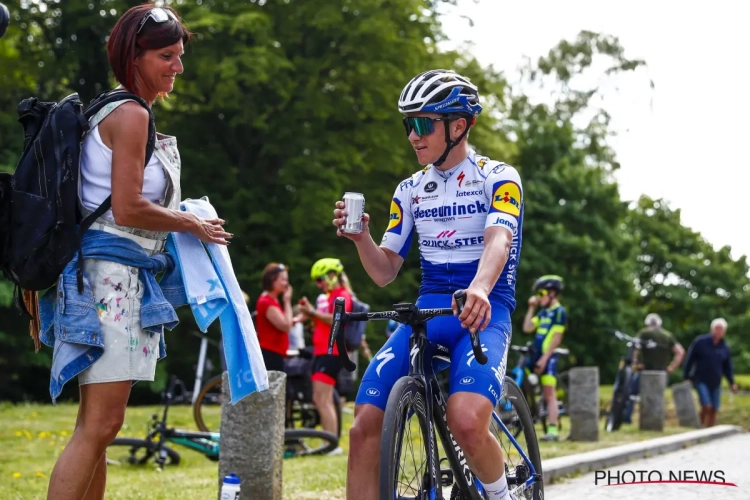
[380,177,415,259]
[483,164,523,235]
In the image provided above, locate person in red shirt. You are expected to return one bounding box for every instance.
[255,262,294,372]
[298,258,352,445]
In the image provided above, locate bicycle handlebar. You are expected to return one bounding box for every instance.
[510,344,569,355]
[610,329,658,349]
[328,290,487,372]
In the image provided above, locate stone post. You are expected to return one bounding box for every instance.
[218,370,286,500]
[671,380,701,428]
[639,370,667,431]
[568,367,599,441]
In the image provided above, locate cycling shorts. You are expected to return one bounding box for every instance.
[528,353,558,387]
[311,355,341,386]
[356,294,512,410]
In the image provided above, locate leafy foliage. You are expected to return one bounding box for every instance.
[0,0,746,402]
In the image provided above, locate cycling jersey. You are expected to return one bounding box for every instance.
[529,303,566,387]
[380,149,523,311]
[531,303,567,355]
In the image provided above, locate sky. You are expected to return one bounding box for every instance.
[439,0,749,260]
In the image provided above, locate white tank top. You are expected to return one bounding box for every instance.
[80,124,168,221]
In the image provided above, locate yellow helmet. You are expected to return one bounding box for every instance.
[310,258,344,281]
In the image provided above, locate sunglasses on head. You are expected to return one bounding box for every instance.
[137,7,178,34]
[402,116,448,137]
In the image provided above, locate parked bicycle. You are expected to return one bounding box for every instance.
[107,376,339,468]
[193,348,342,437]
[604,329,658,432]
[328,290,543,500]
[501,341,569,437]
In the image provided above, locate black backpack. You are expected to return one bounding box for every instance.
[0,89,155,313]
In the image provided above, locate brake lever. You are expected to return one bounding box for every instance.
[454,290,487,365]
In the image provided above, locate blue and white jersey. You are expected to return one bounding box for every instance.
[380,150,523,311]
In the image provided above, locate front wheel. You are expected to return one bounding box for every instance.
[605,366,632,432]
[194,374,223,433]
[380,376,439,500]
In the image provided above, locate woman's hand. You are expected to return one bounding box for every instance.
[188,214,232,245]
[298,297,314,316]
[283,284,293,303]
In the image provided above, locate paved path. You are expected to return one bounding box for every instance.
[543,433,750,499]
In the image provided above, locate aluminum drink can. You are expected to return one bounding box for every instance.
[342,192,365,234]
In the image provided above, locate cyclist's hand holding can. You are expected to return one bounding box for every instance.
[332,199,370,241]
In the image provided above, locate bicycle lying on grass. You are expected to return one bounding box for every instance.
[604,329,658,432]
[328,290,543,500]
[107,376,339,469]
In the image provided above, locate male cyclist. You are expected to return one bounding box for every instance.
[522,275,566,442]
[297,258,353,454]
[332,69,523,500]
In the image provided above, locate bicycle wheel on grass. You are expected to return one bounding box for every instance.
[379,376,440,500]
[194,374,223,432]
[106,437,181,466]
[284,428,339,457]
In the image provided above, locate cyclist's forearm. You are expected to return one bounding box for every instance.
[354,236,400,287]
[470,227,511,294]
[522,310,536,333]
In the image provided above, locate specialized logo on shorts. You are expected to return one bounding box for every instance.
[375,347,395,376]
[459,376,475,385]
[366,388,381,397]
[466,345,489,366]
[386,198,404,234]
[490,181,521,217]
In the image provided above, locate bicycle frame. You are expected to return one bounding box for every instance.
[328,292,540,499]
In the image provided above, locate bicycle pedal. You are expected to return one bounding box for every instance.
[440,468,454,487]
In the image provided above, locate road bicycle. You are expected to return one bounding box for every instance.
[328,290,543,500]
[502,341,569,437]
[107,376,339,468]
[604,329,658,432]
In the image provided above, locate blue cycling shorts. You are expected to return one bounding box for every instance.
[528,353,558,387]
[355,294,512,410]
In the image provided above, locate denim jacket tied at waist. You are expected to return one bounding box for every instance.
[39,230,189,402]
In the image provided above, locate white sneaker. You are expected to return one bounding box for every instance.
[327,446,344,456]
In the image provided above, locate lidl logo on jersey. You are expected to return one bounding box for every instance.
[490,181,521,217]
[386,198,404,234]
[413,200,487,222]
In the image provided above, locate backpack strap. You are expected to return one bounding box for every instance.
[74,90,157,293]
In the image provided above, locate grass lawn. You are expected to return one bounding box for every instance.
[1,383,748,500]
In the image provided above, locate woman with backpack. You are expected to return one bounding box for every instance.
[44,6,231,500]
[297,258,353,454]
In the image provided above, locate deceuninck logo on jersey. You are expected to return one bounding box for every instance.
[490,181,521,217]
[386,198,404,234]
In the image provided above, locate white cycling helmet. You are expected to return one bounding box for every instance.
[398,69,482,117]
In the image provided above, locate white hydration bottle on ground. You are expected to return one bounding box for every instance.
[220,473,241,500]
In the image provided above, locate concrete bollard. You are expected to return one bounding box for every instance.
[568,367,599,442]
[219,370,286,500]
[639,370,667,432]
[671,381,701,428]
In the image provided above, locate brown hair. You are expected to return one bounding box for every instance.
[107,4,193,95]
[261,263,287,292]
